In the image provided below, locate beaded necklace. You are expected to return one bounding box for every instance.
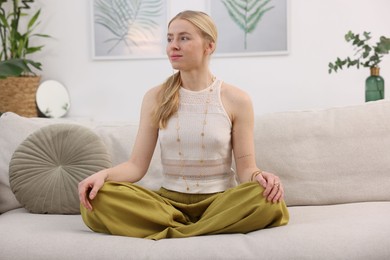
[175,76,217,191]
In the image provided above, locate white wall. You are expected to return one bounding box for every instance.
[32,0,390,122]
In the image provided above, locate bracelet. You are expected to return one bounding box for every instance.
[250,170,262,182]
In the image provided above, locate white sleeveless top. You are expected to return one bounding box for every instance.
[159,79,237,194]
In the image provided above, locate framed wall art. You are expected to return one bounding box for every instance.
[91,0,168,60]
[208,0,289,57]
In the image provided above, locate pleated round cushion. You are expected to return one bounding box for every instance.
[9,124,112,214]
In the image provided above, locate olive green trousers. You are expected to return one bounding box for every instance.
[80,181,289,240]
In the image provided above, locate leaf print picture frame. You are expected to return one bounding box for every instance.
[208,0,289,57]
[91,0,168,60]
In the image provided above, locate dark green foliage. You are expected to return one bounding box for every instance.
[328,31,390,74]
[0,0,50,78]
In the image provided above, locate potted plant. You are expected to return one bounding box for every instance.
[0,0,50,116]
[328,31,390,102]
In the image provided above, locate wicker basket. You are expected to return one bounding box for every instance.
[0,76,41,117]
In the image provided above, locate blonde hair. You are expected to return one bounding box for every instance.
[152,11,218,129]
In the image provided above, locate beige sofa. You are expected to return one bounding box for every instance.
[1,100,390,260]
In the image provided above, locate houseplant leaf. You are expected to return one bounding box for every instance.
[0,0,50,77]
[0,59,41,78]
[329,31,390,73]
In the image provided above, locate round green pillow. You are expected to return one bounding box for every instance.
[9,124,112,214]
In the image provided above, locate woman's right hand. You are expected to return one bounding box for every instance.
[78,170,108,211]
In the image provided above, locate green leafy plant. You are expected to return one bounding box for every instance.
[221,0,274,49]
[328,31,390,74]
[94,0,163,54]
[0,0,50,78]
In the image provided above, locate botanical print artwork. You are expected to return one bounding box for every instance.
[209,0,288,56]
[92,0,166,59]
[221,0,275,50]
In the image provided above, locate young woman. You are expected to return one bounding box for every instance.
[79,10,289,240]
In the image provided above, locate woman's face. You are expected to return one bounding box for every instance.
[166,19,212,71]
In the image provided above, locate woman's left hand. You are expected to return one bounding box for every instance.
[255,171,284,203]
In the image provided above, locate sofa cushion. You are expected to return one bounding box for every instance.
[0,112,94,213]
[255,100,390,206]
[9,124,112,214]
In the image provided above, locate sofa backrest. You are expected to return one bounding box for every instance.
[254,100,390,206]
[2,100,390,213]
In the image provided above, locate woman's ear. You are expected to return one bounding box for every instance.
[205,41,216,55]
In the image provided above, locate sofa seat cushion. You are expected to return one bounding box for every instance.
[9,124,112,214]
[0,202,389,259]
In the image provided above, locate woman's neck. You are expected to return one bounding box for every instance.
[180,71,215,91]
